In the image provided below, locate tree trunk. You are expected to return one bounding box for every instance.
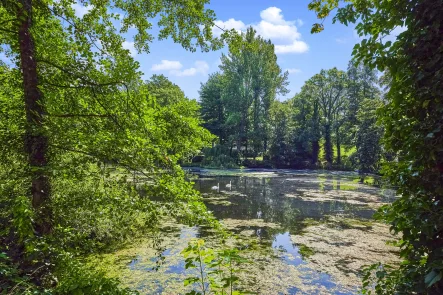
[312,101,320,165]
[312,140,319,164]
[324,123,333,165]
[18,0,52,235]
[336,127,341,165]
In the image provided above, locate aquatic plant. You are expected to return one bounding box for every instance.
[181,239,251,295]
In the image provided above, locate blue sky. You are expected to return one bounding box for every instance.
[29,1,361,101]
[1,1,405,100]
[130,0,359,101]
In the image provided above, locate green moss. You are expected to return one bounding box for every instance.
[329,217,374,230]
[302,218,322,227]
[297,244,315,258]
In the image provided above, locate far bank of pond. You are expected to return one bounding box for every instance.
[90,169,399,295]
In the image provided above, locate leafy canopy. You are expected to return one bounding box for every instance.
[309,0,443,293]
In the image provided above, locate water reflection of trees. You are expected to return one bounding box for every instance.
[197,175,377,238]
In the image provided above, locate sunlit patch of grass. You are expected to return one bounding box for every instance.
[318,140,356,160]
[352,176,375,185]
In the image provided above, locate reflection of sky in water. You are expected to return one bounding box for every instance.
[129,228,197,274]
[126,170,391,294]
[273,232,358,295]
[272,232,304,266]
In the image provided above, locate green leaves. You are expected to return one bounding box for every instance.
[311,23,324,34]
[308,0,443,293]
[184,277,200,286]
[204,27,288,160]
[1,0,223,293]
[181,239,250,295]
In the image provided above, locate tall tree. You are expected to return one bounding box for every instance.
[0,0,223,291]
[219,27,288,157]
[355,99,383,181]
[308,68,347,165]
[146,74,187,107]
[0,0,221,236]
[200,73,226,144]
[17,0,52,235]
[269,101,290,167]
[346,61,379,125]
[290,89,320,165]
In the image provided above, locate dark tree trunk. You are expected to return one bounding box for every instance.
[18,0,52,235]
[312,140,319,164]
[312,101,320,165]
[237,112,247,158]
[324,123,333,165]
[336,127,341,165]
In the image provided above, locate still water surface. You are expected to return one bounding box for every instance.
[96,169,398,295]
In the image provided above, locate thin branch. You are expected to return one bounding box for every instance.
[41,80,87,89]
[90,86,125,130]
[0,27,16,34]
[0,17,18,27]
[51,144,154,181]
[47,113,112,118]
[36,0,112,59]
[37,58,124,87]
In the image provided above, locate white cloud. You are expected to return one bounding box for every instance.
[275,41,309,54]
[254,20,301,41]
[286,68,302,74]
[212,6,308,54]
[151,60,183,71]
[260,7,286,25]
[151,60,209,77]
[254,7,301,41]
[213,19,246,37]
[122,41,136,56]
[72,3,92,18]
[296,19,304,27]
[171,61,209,77]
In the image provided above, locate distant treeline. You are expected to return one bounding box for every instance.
[195,27,387,174]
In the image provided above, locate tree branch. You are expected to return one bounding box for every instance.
[50,144,155,181]
[37,58,125,88]
[47,113,112,118]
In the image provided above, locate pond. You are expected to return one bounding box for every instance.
[90,169,399,295]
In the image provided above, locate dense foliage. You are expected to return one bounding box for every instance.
[199,27,289,165]
[0,0,226,293]
[309,0,443,293]
[200,58,384,172]
[2,0,441,293]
